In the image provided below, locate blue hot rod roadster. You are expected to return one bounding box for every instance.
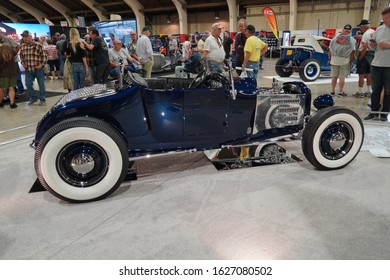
[32,63,364,203]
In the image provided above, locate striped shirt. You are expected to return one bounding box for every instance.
[45,45,58,60]
[20,42,47,72]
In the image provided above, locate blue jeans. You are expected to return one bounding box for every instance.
[72,62,86,90]
[208,60,223,74]
[109,65,137,79]
[25,69,46,102]
[246,61,259,80]
[371,66,390,113]
[59,54,65,77]
[15,62,24,92]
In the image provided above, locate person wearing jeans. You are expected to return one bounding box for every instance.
[244,61,259,79]
[71,62,86,89]
[364,7,390,121]
[83,27,110,83]
[241,24,268,81]
[15,62,25,94]
[25,68,46,104]
[19,30,47,105]
[65,28,89,90]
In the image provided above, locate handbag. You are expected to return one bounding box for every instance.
[84,72,93,86]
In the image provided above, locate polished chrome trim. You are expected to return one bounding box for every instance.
[129,149,197,161]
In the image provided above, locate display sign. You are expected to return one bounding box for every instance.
[93,19,137,48]
[263,7,279,39]
[0,22,50,42]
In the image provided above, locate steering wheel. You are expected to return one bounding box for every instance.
[127,72,148,87]
[189,70,208,88]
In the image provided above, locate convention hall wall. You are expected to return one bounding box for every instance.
[150,1,388,35]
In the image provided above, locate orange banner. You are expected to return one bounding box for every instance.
[263,7,279,39]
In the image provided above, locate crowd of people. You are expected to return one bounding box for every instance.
[0,20,270,109]
[326,7,390,121]
[174,19,269,79]
[2,7,389,118]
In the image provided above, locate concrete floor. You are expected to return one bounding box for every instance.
[1,59,390,260]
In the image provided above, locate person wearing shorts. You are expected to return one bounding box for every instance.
[0,44,18,109]
[329,24,356,97]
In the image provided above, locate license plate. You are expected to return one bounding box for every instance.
[286,50,293,55]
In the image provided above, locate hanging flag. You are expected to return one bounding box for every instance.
[263,7,278,39]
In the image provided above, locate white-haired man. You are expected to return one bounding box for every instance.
[204,23,225,73]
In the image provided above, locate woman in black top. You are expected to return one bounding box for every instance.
[65,28,89,90]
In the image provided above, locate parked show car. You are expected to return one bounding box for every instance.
[32,63,364,203]
[276,35,332,82]
[152,51,173,73]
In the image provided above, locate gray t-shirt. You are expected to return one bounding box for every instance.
[109,48,130,66]
[330,33,355,65]
[371,25,390,67]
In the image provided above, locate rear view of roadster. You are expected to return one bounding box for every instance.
[31,62,364,203]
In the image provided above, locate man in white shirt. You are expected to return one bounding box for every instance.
[136,27,154,78]
[167,34,178,57]
[204,23,226,73]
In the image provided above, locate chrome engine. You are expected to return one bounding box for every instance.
[253,94,306,133]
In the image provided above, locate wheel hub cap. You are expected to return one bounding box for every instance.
[71,153,95,175]
[320,122,354,160]
[57,141,109,188]
[329,131,347,151]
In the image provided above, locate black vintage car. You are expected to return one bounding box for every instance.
[32,63,364,203]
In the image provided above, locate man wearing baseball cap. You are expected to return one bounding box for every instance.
[354,19,375,98]
[328,24,355,97]
[204,22,225,73]
[136,27,154,78]
[241,24,268,80]
[20,29,47,105]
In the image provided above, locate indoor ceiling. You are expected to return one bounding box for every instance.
[0,0,295,25]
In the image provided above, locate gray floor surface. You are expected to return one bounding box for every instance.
[1,60,390,260]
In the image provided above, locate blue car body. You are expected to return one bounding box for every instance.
[32,72,363,203]
[34,77,311,157]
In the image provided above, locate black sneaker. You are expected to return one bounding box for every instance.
[28,99,37,105]
[10,103,17,109]
[364,113,379,120]
[380,114,388,122]
[0,103,3,108]
[338,92,347,97]
[330,92,335,96]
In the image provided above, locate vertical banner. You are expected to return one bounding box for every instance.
[263,7,279,39]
